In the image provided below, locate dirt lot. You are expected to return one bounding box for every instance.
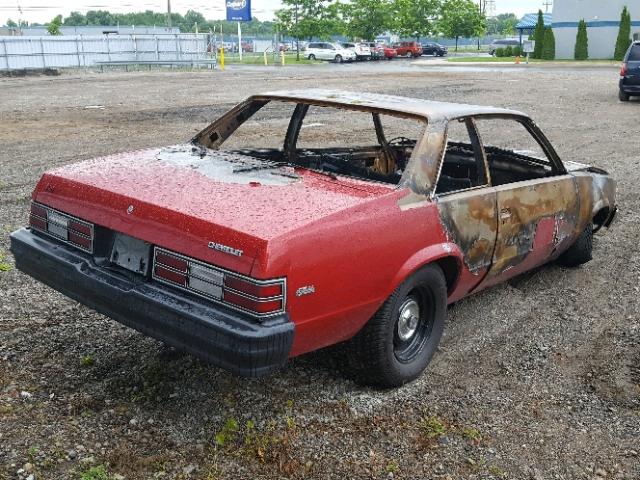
[0,64,638,480]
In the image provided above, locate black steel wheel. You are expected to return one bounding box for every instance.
[343,264,447,388]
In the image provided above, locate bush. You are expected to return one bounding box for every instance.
[614,6,632,61]
[504,45,513,57]
[574,19,589,60]
[541,27,556,60]
[495,47,505,57]
[513,45,523,57]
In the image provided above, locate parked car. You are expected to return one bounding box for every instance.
[619,41,640,101]
[379,43,398,60]
[341,42,372,61]
[10,90,617,387]
[366,42,385,60]
[489,38,521,56]
[421,42,448,56]
[303,42,356,63]
[392,41,423,58]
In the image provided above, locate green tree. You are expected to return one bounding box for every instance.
[532,10,545,59]
[614,6,632,61]
[341,0,391,40]
[541,27,555,60]
[275,0,341,41]
[574,19,588,60]
[63,11,87,25]
[486,13,518,36]
[392,0,440,40]
[437,0,485,51]
[47,14,63,35]
[6,18,17,28]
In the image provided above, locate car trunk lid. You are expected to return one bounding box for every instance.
[33,145,395,276]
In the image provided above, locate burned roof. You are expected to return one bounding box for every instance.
[254,89,527,123]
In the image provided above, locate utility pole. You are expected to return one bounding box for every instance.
[295,2,300,61]
[167,0,172,28]
[543,1,552,13]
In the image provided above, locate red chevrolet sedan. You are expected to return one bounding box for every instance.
[10,90,616,387]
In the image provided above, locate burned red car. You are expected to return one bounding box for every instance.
[10,90,616,387]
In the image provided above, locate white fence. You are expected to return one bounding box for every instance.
[0,34,213,70]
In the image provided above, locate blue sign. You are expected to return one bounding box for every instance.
[226,0,252,22]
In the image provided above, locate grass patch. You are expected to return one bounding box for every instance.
[0,251,12,272]
[80,355,95,367]
[79,465,112,480]
[221,53,320,65]
[420,415,446,439]
[448,56,618,64]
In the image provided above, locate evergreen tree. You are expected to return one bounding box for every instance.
[614,6,632,61]
[541,27,555,60]
[532,9,545,59]
[574,19,588,60]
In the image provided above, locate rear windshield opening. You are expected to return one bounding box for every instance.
[194,100,427,185]
[628,44,640,61]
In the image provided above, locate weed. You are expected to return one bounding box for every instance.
[488,465,507,477]
[0,251,11,272]
[214,418,239,447]
[79,465,111,480]
[461,426,482,442]
[26,446,38,463]
[420,415,446,439]
[80,355,95,367]
[385,460,399,473]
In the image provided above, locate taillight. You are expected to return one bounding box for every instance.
[621,63,628,76]
[153,247,285,318]
[29,202,94,253]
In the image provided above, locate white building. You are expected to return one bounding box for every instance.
[553,0,640,59]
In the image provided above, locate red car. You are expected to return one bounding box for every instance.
[392,41,423,58]
[379,43,398,60]
[10,90,616,387]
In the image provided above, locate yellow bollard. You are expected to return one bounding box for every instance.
[281,50,285,66]
[219,47,225,70]
[264,50,268,66]
[515,55,521,65]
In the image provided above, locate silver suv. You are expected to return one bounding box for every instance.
[304,42,356,63]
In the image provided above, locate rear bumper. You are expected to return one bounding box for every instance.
[9,228,294,377]
[620,78,640,93]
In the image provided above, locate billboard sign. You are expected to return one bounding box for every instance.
[226,0,252,22]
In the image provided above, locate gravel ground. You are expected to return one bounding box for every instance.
[0,64,638,480]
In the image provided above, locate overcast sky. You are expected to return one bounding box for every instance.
[0,0,553,25]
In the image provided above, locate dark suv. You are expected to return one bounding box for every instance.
[619,41,640,101]
[421,42,448,56]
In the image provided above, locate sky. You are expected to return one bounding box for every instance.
[0,0,553,25]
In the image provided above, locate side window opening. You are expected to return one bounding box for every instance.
[473,117,554,187]
[436,117,487,195]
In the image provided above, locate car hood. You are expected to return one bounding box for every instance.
[33,145,395,275]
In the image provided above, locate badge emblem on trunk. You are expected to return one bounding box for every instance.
[208,241,243,257]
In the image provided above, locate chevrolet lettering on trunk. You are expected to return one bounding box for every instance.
[10,90,617,387]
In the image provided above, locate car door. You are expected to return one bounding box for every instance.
[321,43,335,60]
[433,117,498,292]
[473,116,580,287]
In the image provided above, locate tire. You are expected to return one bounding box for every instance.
[308,54,315,61]
[619,89,630,101]
[343,264,447,388]
[334,54,343,63]
[557,223,593,267]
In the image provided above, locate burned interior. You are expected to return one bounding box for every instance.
[192,93,565,193]
[192,97,427,185]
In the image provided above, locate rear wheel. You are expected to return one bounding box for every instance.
[343,264,447,388]
[334,54,343,63]
[308,54,316,60]
[557,223,593,267]
[619,89,630,101]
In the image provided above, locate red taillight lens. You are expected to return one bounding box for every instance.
[621,63,628,76]
[223,290,283,314]
[224,276,282,298]
[153,247,285,318]
[29,202,94,253]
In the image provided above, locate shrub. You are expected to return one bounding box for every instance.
[541,27,556,60]
[495,47,505,57]
[513,45,523,57]
[504,45,513,57]
[533,10,545,59]
[614,6,632,61]
[574,19,589,60]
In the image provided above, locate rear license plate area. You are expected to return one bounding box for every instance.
[110,233,152,275]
